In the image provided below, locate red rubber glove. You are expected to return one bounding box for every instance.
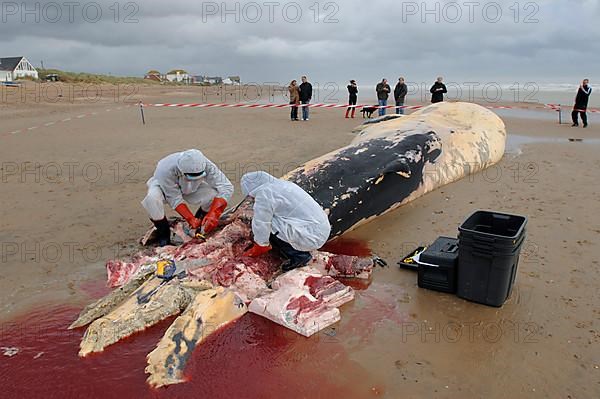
[244,243,272,257]
[201,197,228,234]
[175,204,201,229]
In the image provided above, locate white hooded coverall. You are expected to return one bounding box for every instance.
[142,151,233,220]
[241,171,331,252]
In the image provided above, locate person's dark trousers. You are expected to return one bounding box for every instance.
[151,218,171,247]
[346,97,357,118]
[301,100,310,120]
[269,233,312,270]
[395,100,405,114]
[290,103,298,120]
[572,110,588,126]
[194,209,207,219]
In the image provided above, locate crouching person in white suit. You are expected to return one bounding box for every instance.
[142,149,233,246]
[241,171,331,272]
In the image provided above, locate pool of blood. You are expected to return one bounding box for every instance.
[321,238,372,257]
[0,303,386,398]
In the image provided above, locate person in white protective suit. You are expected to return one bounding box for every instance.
[240,171,331,272]
[142,149,233,246]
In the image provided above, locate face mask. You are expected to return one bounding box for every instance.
[184,171,206,181]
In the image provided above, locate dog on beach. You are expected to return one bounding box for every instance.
[361,106,379,119]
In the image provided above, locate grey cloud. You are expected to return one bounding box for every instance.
[1,0,598,84]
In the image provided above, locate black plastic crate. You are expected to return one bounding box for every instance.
[457,211,527,307]
[418,237,458,294]
[459,211,527,246]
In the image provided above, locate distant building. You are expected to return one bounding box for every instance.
[166,69,191,83]
[146,69,239,85]
[0,56,38,81]
[204,76,223,85]
[144,70,163,82]
[222,77,241,86]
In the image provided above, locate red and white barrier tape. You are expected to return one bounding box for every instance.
[141,102,424,110]
[141,102,599,112]
[4,102,598,137]
[546,103,599,113]
[573,108,599,113]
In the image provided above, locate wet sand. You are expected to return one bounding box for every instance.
[1,84,599,398]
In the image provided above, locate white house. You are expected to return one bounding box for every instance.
[165,69,191,83]
[222,78,241,86]
[203,76,222,85]
[0,56,38,81]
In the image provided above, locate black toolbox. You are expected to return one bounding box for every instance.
[457,211,527,307]
[418,237,459,294]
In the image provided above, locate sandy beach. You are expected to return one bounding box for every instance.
[1,83,599,398]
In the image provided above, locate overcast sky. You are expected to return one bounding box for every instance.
[2,0,598,85]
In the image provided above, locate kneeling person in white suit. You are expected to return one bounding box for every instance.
[142,149,233,246]
[241,171,331,271]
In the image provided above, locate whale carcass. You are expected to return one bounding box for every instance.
[289,101,506,236]
[70,102,506,387]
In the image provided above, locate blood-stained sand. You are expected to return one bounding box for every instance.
[1,84,599,398]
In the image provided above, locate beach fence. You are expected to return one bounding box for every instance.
[3,101,598,137]
[546,104,600,124]
[139,102,423,111]
[137,102,423,125]
[137,101,599,126]
[546,104,563,124]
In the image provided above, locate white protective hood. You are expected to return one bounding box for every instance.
[241,172,331,251]
[177,149,207,178]
[147,150,233,209]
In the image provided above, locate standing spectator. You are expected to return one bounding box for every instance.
[430,77,448,103]
[572,79,592,128]
[346,79,359,118]
[288,80,300,121]
[299,76,313,121]
[376,78,391,116]
[394,77,408,114]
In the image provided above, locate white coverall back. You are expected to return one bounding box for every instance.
[241,171,331,252]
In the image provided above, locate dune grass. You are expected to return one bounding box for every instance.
[35,69,161,84]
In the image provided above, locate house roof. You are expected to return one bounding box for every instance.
[0,57,24,72]
[167,69,188,75]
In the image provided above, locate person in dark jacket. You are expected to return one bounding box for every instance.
[430,77,447,103]
[572,79,592,128]
[346,80,358,118]
[299,76,313,121]
[376,78,391,116]
[394,77,408,114]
